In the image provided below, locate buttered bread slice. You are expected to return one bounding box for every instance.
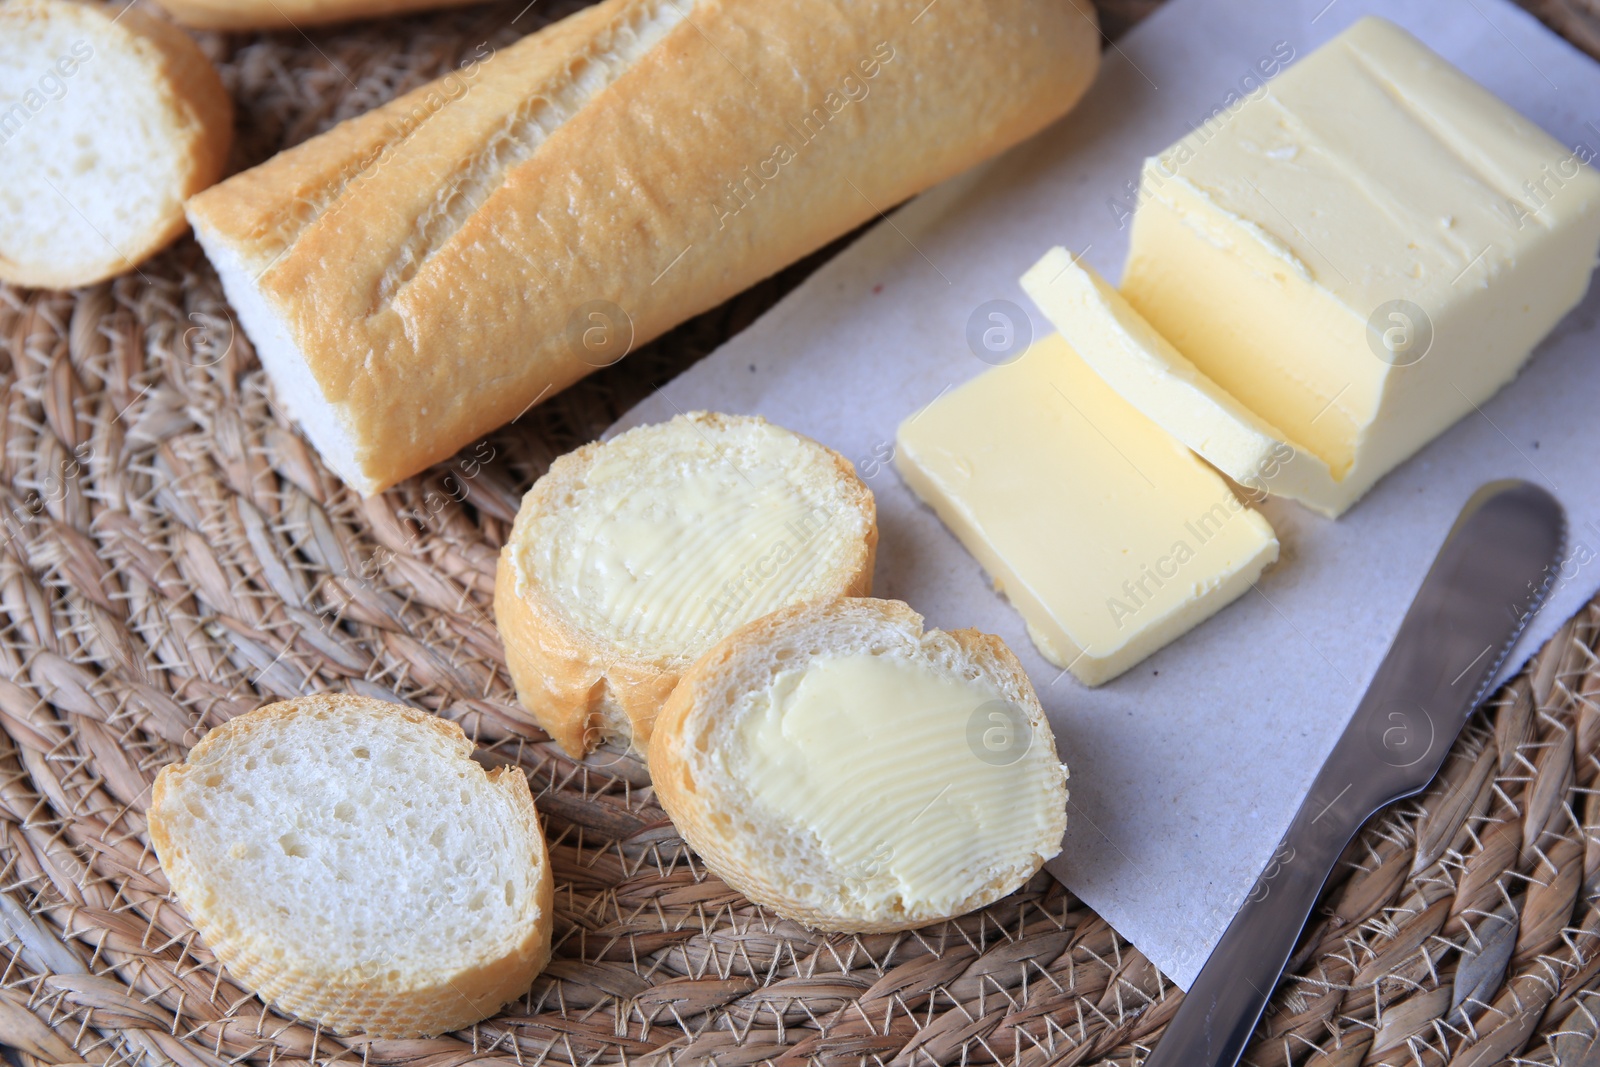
[650,598,1067,932]
[495,412,876,757]
[147,695,553,1038]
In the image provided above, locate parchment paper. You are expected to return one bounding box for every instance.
[614,0,1600,988]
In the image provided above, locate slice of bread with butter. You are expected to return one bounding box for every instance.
[494,412,877,757]
[649,597,1068,933]
[147,695,554,1038]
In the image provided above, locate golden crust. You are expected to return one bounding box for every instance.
[147,694,553,1039]
[0,0,232,289]
[648,598,1066,934]
[493,413,877,758]
[184,0,1100,494]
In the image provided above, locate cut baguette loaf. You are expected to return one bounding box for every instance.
[185,0,1101,495]
[147,695,553,1039]
[0,0,231,289]
[495,412,876,757]
[151,0,480,30]
[649,598,1068,933]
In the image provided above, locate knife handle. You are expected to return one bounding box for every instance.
[1140,779,1367,1067]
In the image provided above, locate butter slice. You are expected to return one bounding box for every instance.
[1122,16,1600,515]
[731,652,1060,913]
[1022,248,1344,514]
[896,334,1278,686]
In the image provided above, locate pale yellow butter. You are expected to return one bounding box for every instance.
[1122,15,1600,515]
[533,421,865,661]
[896,334,1279,686]
[1022,248,1344,514]
[729,651,1063,914]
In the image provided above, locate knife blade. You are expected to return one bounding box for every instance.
[1142,479,1566,1067]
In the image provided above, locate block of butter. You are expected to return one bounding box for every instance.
[1120,15,1600,516]
[895,333,1279,686]
[1022,248,1344,513]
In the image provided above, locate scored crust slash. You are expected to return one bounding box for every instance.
[183,0,1102,495]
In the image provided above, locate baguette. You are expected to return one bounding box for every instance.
[147,695,554,1039]
[649,598,1068,932]
[0,0,231,289]
[185,0,1101,495]
[151,0,482,31]
[495,412,876,757]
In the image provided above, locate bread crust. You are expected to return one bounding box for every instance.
[185,0,1100,494]
[649,598,1068,933]
[150,0,481,30]
[0,0,232,289]
[494,413,877,757]
[147,694,553,1039]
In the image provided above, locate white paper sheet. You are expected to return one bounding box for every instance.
[613,0,1600,988]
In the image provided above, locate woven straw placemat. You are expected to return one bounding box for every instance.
[4,1,1600,1064]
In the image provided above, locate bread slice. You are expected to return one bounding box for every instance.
[495,412,876,758]
[649,598,1068,933]
[0,0,231,289]
[147,695,554,1039]
[184,0,1100,494]
[150,0,480,30]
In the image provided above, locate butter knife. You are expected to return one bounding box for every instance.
[1143,479,1565,1067]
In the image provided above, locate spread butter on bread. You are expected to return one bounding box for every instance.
[649,597,1068,932]
[495,412,876,756]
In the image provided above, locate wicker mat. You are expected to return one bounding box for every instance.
[4,1,1600,1065]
